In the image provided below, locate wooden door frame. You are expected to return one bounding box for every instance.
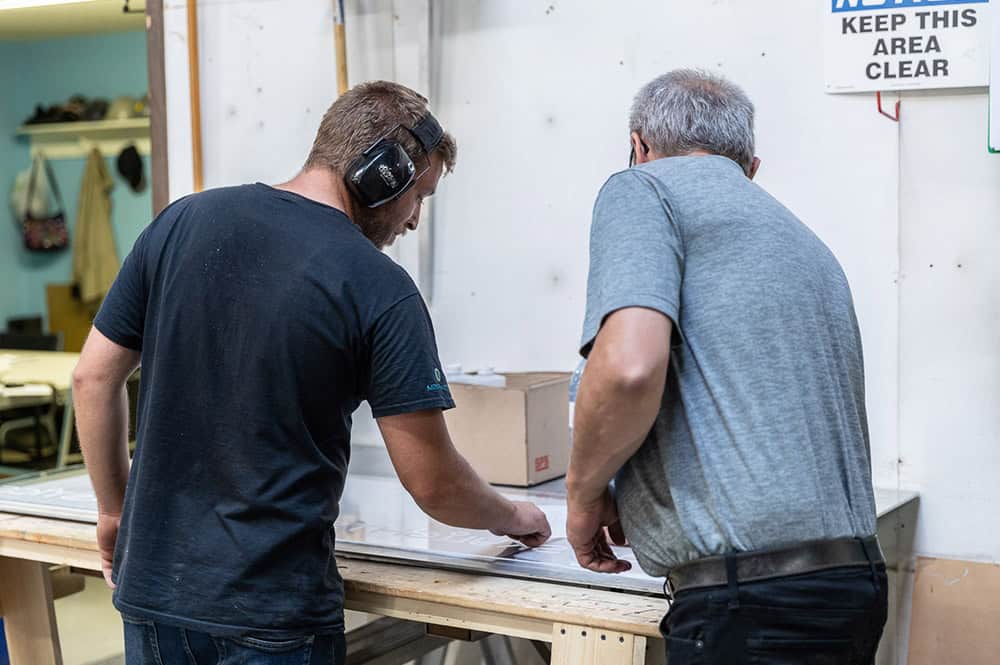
[145,0,169,215]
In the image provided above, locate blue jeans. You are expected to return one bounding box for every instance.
[661,563,888,664]
[122,616,346,665]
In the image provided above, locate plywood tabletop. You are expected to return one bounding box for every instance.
[0,511,666,638]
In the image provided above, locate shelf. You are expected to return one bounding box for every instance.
[15,118,151,159]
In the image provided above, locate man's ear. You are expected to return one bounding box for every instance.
[748,156,761,180]
[631,132,650,165]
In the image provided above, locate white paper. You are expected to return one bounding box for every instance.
[0,383,53,398]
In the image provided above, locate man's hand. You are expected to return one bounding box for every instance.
[96,511,121,588]
[489,500,552,548]
[566,307,670,574]
[567,487,631,573]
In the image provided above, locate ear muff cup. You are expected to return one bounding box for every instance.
[345,141,417,208]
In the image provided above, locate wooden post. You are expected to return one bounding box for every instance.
[145,0,170,215]
[550,622,647,665]
[187,0,204,192]
[0,557,63,665]
[334,0,349,95]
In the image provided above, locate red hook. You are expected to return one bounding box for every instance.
[876,91,900,122]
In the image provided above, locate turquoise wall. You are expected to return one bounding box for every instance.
[0,30,150,327]
[0,41,18,321]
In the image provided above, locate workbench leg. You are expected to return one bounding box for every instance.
[550,622,647,665]
[0,557,63,665]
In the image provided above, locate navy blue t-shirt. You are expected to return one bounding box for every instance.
[94,183,454,637]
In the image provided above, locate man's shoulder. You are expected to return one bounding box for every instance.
[150,185,252,225]
[306,232,420,304]
[594,156,745,207]
[357,247,420,297]
[180,184,258,210]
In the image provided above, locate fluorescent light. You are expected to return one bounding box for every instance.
[0,0,96,10]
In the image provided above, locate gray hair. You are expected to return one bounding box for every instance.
[628,69,755,174]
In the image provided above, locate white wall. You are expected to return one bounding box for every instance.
[160,0,1000,650]
[898,89,1000,563]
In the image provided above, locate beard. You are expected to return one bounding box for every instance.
[353,203,403,249]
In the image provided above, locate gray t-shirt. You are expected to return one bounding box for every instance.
[581,155,877,577]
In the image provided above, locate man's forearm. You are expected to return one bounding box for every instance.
[566,371,663,504]
[567,309,672,506]
[76,382,131,515]
[415,447,517,530]
[377,410,516,531]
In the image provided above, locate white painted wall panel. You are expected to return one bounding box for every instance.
[897,90,1000,561]
[429,0,901,486]
[162,0,397,199]
[158,0,1000,574]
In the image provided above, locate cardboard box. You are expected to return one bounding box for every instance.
[444,372,570,487]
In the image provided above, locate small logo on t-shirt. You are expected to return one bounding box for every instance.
[426,368,448,393]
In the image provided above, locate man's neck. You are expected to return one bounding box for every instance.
[273,168,356,221]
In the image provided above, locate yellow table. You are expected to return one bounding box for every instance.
[0,351,80,472]
[0,351,79,395]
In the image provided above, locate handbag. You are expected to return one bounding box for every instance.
[20,155,68,252]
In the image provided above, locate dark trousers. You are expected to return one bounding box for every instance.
[661,563,888,664]
[123,615,346,665]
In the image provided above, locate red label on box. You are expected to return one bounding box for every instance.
[534,455,550,472]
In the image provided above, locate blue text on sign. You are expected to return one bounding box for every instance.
[832,0,988,13]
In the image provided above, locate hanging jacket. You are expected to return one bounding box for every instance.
[73,148,119,305]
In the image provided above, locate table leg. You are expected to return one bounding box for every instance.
[0,557,63,665]
[550,622,647,665]
[34,406,44,460]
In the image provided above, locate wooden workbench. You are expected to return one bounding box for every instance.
[0,511,668,665]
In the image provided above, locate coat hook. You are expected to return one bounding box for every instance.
[877,91,900,122]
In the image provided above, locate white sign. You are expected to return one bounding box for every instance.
[825,0,991,93]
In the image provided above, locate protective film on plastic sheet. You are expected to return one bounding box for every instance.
[0,467,664,594]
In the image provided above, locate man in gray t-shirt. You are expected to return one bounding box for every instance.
[566,70,886,665]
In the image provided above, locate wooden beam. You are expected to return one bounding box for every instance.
[338,559,664,639]
[145,0,170,214]
[0,540,100,571]
[0,557,63,665]
[186,0,204,192]
[550,622,647,665]
[345,589,554,642]
[333,0,349,96]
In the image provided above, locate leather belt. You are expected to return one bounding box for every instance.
[665,535,883,599]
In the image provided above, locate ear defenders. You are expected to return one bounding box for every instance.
[344,112,444,208]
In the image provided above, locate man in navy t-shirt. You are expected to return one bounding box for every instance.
[73,81,551,665]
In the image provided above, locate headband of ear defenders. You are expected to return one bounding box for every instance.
[345,111,445,208]
[410,112,444,153]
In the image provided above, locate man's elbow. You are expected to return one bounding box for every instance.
[605,357,667,395]
[399,473,448,511]
[72,366,117,394]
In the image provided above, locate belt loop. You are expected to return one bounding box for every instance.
[724,552,740,610]
[663,577,675,603]
[859,537,880,593]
